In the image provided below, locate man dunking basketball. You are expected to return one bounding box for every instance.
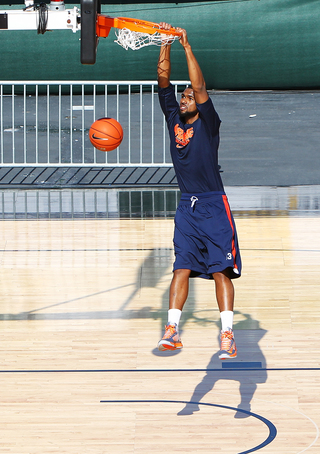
[157,23,242,359]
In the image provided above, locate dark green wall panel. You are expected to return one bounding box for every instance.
[1,0,319,89]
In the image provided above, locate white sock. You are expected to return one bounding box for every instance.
[168,309,182,326]
[220,310,234,332]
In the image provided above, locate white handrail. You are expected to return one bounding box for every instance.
[0,80,190,167]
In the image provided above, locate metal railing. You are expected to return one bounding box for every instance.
[0,188,180,219]
[2,185,320,219]
[0,80,189,167]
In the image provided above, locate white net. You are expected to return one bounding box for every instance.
[114,28,180,51]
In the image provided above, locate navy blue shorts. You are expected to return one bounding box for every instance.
[173,191,241,279]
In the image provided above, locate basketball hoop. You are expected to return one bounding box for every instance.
[114,28,178,51]
[97,16,182,51]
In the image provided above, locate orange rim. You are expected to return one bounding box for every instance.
[97,15,182,38]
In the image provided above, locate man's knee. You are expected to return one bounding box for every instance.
[212,268,233,282]
[173,268,191,280]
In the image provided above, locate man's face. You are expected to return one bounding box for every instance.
[179,88,198,119]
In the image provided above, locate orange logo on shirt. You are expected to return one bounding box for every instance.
[174,124,194,148]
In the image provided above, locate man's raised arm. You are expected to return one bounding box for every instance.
[177,27,209,104]
[157,22,173,88]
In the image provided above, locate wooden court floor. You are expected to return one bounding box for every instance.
[1,213,320,453]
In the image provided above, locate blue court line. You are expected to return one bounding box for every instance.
[0,367,319,373]
[100,399,277,454]
[222,362,262,368]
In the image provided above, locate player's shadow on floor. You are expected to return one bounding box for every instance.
[177,315,267,418]
[149,260,268,413]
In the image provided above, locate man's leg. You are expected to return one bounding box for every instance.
[213,269,234,313]
[213,270,237,359]
[158,269,191,351]
[169,268,191,309]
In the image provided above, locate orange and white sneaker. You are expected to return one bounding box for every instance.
[219,328,237,359]
[158,323,183,351]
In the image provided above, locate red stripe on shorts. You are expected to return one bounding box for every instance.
[222,195,238,272]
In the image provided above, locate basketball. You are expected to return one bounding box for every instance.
[89,117,123,152]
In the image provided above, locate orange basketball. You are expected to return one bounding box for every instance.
[89,117,123,152]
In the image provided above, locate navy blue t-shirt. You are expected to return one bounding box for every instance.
[158,83,224,194]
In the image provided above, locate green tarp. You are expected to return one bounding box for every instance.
[1,0,319,89]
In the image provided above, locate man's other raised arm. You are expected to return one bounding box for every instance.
[177,27,209,104]
[157,22,173,88]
